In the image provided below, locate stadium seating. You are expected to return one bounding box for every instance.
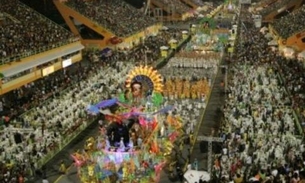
[272,4,305,39]
[0,0,76,64]
[64,0,157,38]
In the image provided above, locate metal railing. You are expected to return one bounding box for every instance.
[0,38,79,65]
[0,2,79,65]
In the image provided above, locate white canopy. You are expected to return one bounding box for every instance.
[268,40,278,46]
[283,47,294,53]
[265,33,273,38]
[160,46,169,50]
[229,36,236,41]
[199,5,209,11]
[169,39,178,43]
[298,50,305,59]
[256,7,263,11]
[260,26,268,34]
[282,47,295,58]
[184,170,211,183]
[161,26,169,31]
[182,30,189,34]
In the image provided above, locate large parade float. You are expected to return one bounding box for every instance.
[188,17,230,54]
[72,66,184,183]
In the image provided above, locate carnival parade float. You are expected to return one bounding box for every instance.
[73,66,184,183]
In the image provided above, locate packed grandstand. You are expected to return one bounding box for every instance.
[0,0,305,183]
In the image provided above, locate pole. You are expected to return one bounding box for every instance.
[225,66,228,93]
[220,65,228,93]
[160,8,163,23]
[207,141,212,173]
[144,0,151,15]
[196,136,223,173]
[145,51,148,66]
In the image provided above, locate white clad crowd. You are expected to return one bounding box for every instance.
[215,7,305,183]
[222,64,302,177]
[0,61,133,171]
[160,51,220,81]
[165,98,206,138]
[167,56,220,68]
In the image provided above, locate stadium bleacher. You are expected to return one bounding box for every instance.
[272,4,305,39]
[64,0,157,38]
[0,0,77,64]
[259,0,291,16]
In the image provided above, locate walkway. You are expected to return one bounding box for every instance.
[190,62,227,171]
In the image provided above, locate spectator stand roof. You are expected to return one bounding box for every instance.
[0,42,84,78]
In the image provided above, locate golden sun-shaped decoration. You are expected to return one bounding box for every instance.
[125,65,163,93]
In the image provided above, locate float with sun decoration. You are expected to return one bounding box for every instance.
[73,66,184,183]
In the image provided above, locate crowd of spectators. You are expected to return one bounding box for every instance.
[259,0,291,16]
[65,0,157,37]
[272,4,305,39]
[0,0,76,64]
[214,8,305,183]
